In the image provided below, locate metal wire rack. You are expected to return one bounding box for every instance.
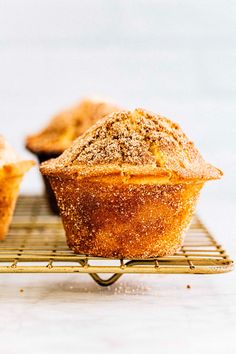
[0,196,233,286]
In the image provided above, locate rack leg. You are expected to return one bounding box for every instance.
[89,273,123,286]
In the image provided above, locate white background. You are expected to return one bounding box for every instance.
[0,1,235,353]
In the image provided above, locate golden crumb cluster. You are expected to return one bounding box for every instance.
[26,98,121,154]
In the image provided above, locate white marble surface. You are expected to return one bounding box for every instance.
[0,1,236,353]
[0,272,236,354]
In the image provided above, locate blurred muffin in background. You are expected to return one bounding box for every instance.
[0,135,35,239]
[25,98,121,213]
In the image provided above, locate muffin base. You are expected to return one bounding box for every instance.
[49,176,203,259]
[0,175,22,240]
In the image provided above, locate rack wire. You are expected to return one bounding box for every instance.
[0,196,233,286]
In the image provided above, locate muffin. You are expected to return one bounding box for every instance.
[40,109,222,259]
[0,136,35,240]
[26,98,120,213]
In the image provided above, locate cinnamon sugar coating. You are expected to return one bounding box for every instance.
[42,108,222,182]
[26,98,121,154]
[49,176,203,258]
[40,108,222,258]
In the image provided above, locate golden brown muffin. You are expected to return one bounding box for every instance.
[40,109,222,259]
[0,136,35,240]
[26,98,121,214]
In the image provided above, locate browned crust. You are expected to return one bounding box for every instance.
[25,98,121,154]
[40,163,221,183]
[40,108,222,182]
[48,176,203,258]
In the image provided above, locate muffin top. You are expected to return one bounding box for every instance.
[0,135,35,177]
[26,98,121,154]
[40,108,222,182]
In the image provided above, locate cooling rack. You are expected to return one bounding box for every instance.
[0,196,233,286]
